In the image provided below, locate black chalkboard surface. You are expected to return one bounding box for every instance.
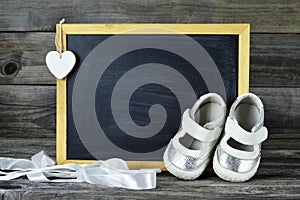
[56,24,249,169]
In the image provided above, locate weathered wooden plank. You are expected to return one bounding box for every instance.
[0,138,300,191]
[0,85,55,107]
[0,85,55,138]
[1,33,299,86]
[0,139,56,159]
[0,175,299,199]
[0,86,299,138]
[0,105,55,139]
[251,87,300,133]
[0,0,299,33]
[0,141,299,197]
[250,34,300,87]
[0,33,55,84]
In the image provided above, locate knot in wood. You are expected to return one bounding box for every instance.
[1,61,21,79]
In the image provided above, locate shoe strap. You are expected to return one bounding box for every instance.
[181,109,221,142]
[225,117,268,145]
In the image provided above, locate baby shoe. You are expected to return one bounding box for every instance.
[163,93,226,180]
[213,93,268,182]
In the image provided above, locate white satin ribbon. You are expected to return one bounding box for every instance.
[0,151,160,190]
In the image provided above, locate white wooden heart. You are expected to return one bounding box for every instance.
[45,51,76,79]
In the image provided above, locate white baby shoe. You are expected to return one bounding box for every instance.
[213,93,268,182]
[163,93,226,180]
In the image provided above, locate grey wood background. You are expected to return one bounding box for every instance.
[0,0,299,199]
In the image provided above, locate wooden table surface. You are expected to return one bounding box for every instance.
[1,136,299,200]
[1,159,299,199]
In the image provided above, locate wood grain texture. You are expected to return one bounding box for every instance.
[0,139,56,159]
[0,136,299,198]
[250,34,300,87]
[251,87,300,133]
[0,85,55,139]
[0,33,55,84]
[0,0,299,33]
[0,171,299,199]
[1,33,299,87]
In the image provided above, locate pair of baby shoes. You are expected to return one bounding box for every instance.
[163,93,268,182]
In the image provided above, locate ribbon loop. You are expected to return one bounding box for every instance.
[0,151,158,190]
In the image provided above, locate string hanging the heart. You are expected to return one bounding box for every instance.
[45,18,76,79]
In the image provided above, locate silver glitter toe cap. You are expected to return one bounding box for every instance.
[217,147,260,173]
[167,143,208,171]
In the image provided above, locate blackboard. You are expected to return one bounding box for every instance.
[56,24,250,169]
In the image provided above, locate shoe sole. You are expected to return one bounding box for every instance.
[212,150,260,182]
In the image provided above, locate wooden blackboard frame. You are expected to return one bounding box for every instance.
[56,24,250,169]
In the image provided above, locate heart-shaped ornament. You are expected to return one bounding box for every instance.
[45,51,76,79]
